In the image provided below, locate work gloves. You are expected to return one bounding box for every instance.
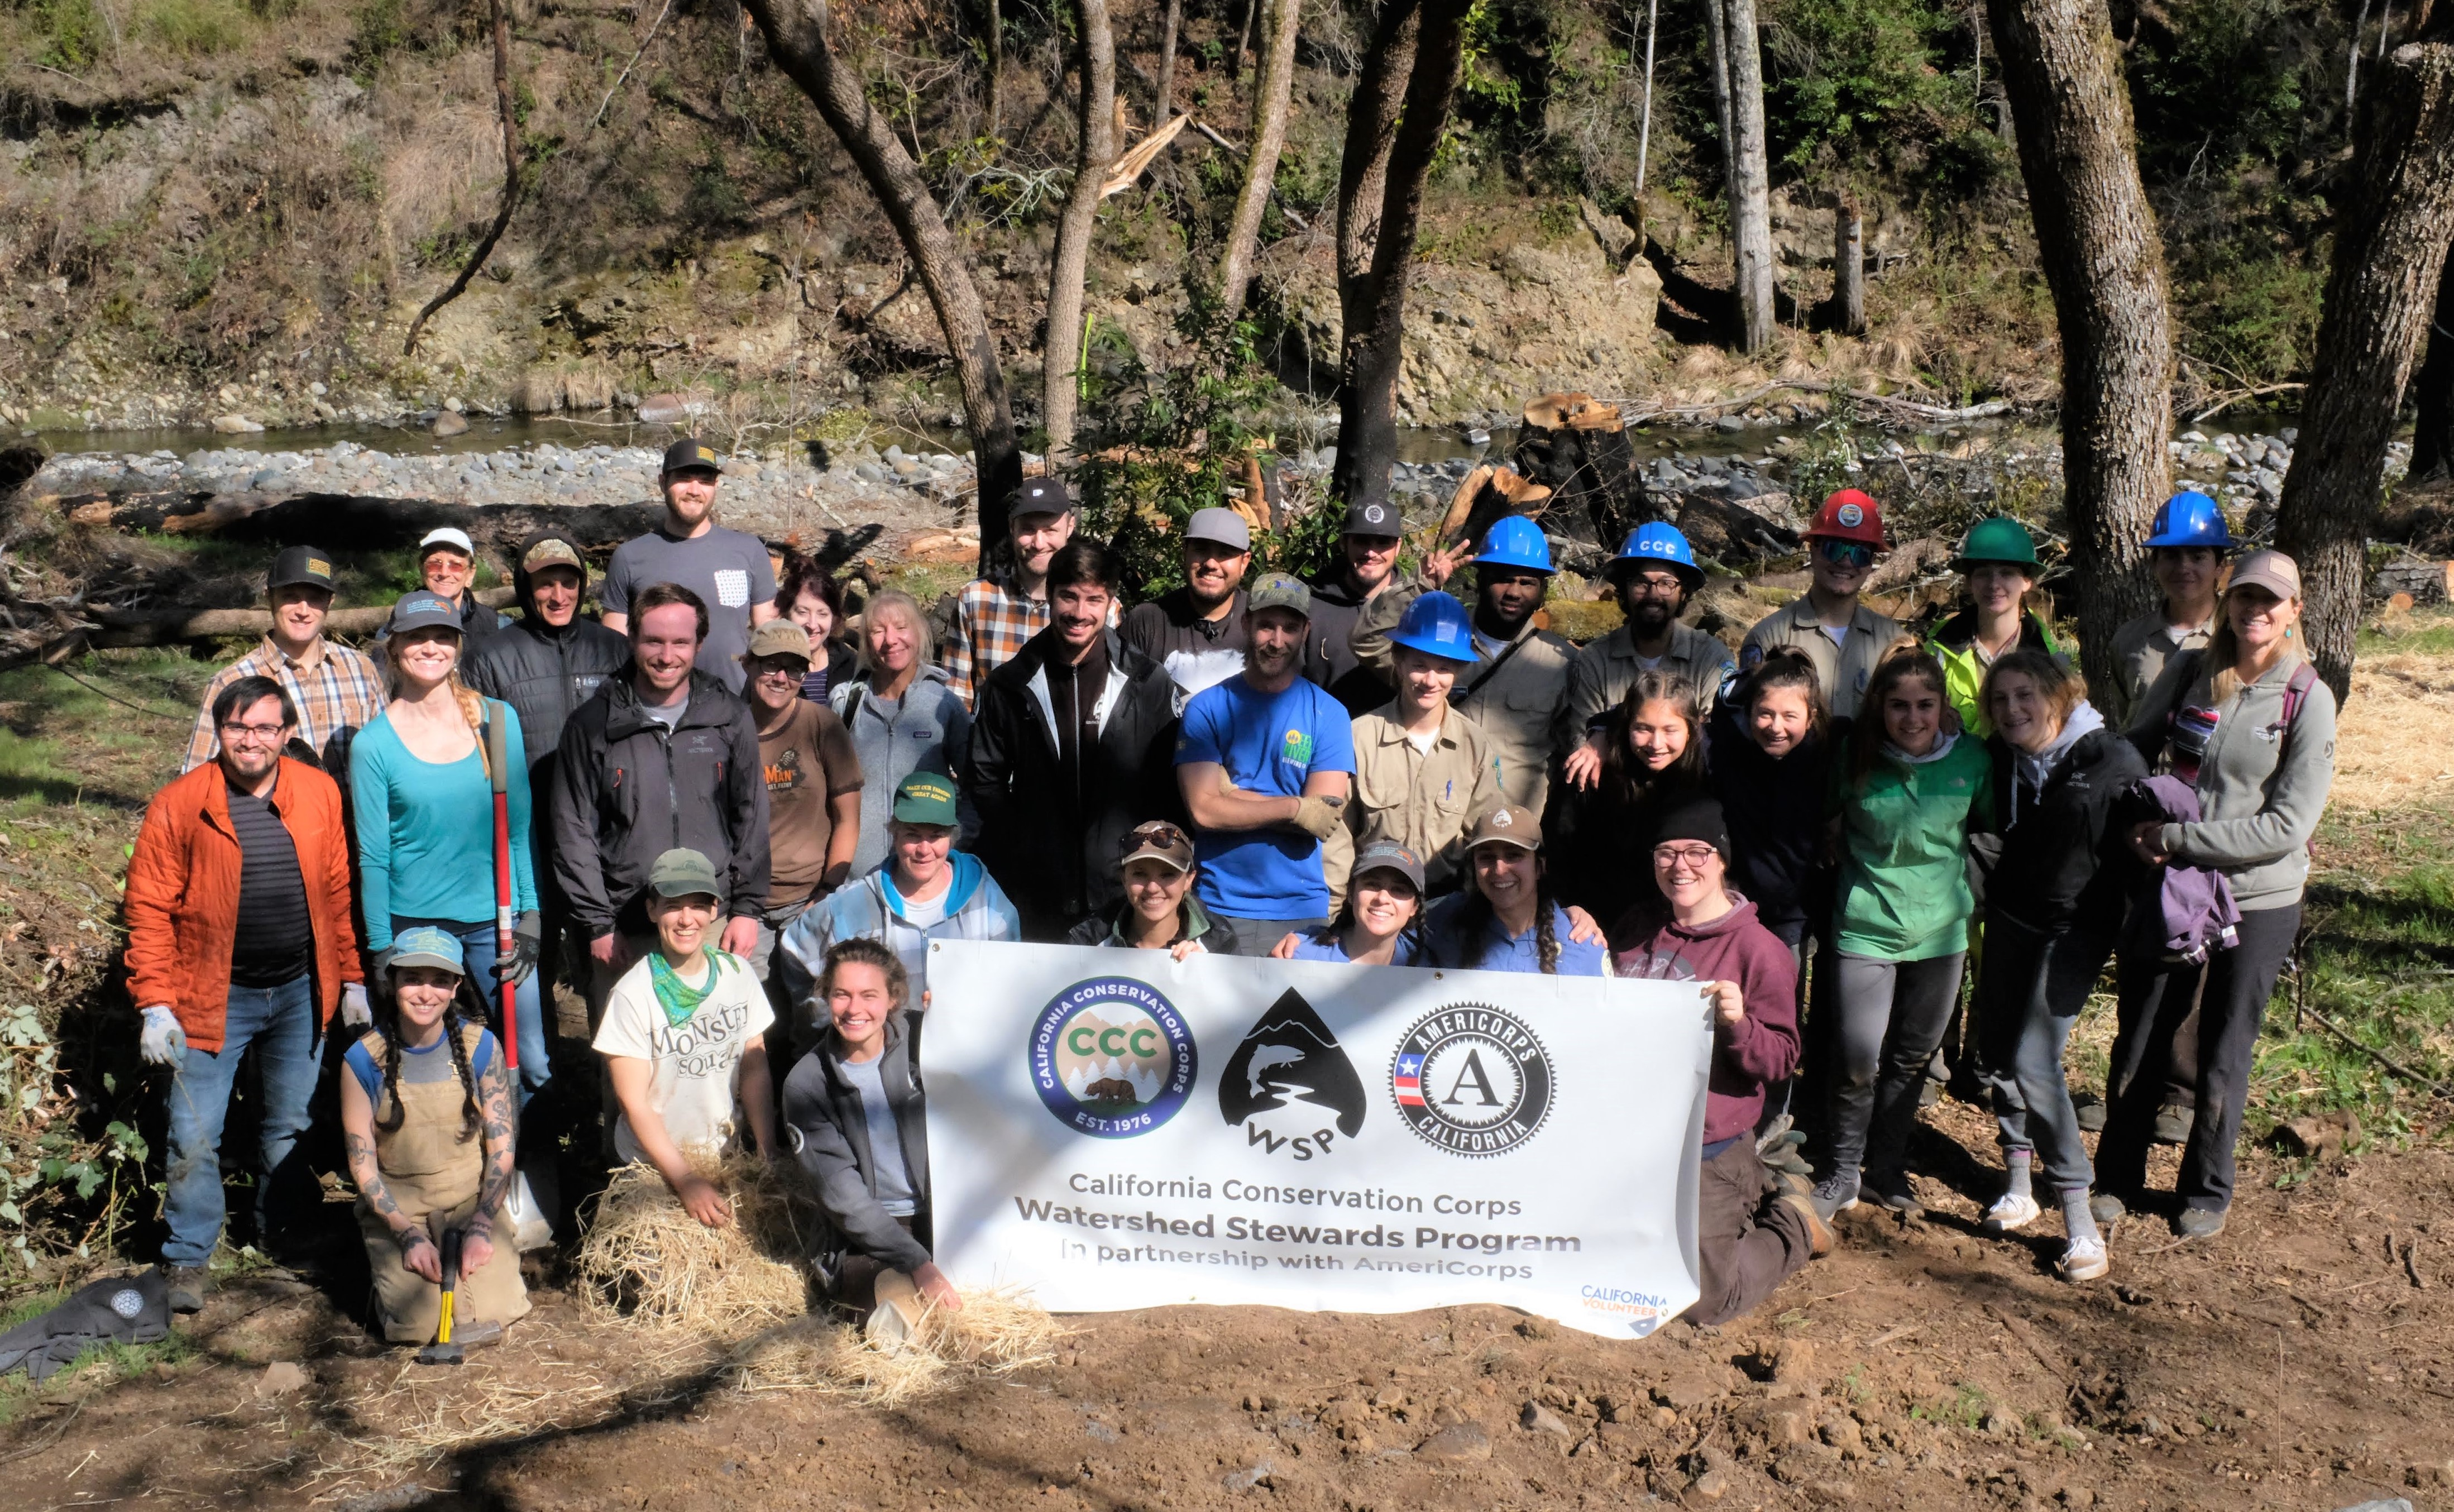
[1291,795,1347,841]
[138,1006,186,1069]
[339,982,372,1030]
[494,912,542,987]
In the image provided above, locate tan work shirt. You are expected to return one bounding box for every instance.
[2103,608,2213,730]
[1738,595,1902,722]
[1323,703,1504,905]
[1562,621,1738,743]
[1352,583,1576,818]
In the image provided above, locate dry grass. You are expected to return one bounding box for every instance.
[570,1157,816,1334]
[729,1289,1066,1408]
[2333,653,2454,812]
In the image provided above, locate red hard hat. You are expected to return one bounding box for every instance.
[1809,489,1886,547]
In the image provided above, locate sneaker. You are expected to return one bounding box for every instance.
[163,1265,208,1315]
[1982,1192,2042,1233]
[2073,1093,2108,1133]
[1810,1170,1861,1221]
[2174,1205,2227,1240]
[2056,1233,2110,1283]
[1865,1171,1923,1216]
[1778,1193,1836,1257]
[2152,1103,2195,1146]
[2089,1192,2127,1228]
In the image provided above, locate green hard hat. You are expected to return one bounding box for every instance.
[1954,516,2041,571]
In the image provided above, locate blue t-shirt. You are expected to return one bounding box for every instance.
[1289,930,1422,965]
[345,1027,500,1101]
[1422,894,1609,977]
[1175,676,1356,919]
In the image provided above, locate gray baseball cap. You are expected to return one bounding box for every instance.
[648,847,724,902]
[1185,507,1252,552]
[1350,839,1426,893]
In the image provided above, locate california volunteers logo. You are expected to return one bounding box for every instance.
[1029,977,1198,1139]
[1389,1003,1554,1157]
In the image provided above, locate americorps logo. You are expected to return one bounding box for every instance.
[1390,1002,1554,1157]
[1029,977,1198,1138]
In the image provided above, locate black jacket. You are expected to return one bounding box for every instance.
[1547,765,1707,936]
[1704,706,1835,940]
[1981,725,2147,934]
[781,1011,934,1278]
[965,626,1180,928]
[1304,571,1395,715]
[463,530,630,774]
[549,669,771,937]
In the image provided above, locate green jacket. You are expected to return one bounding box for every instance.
[1833,733,1993,961]
[1927,610,2061,738]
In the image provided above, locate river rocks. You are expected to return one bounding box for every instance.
[634,392,693,425]
[432,411,470,438]
[211,414,263,434]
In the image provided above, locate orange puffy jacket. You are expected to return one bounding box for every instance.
[123,758,362,1053]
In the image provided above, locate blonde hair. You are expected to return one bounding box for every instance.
[2204,586,2302,705]
[858,590,937,676]
[382,633,495,782]
[1981,649,2085,732]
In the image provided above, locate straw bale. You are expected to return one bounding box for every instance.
[572,1156,816,1333]
[730,1288,1065,1407]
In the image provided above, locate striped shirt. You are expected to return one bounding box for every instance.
[939,571,1049,710]
[183,635,386,774]
[224,774,312,987]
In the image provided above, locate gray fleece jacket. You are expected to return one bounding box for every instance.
[2125,649,2337,911]
[780,1011,934,1276]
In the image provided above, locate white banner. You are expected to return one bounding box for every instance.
[921,941,1714,1339]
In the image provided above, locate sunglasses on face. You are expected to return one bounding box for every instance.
[1816,539,1876,570]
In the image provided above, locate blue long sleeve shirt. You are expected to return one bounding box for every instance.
[349,705,538,950]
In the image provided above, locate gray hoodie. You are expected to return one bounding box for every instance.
[829,664,976,875]
[2126,650,2336,911]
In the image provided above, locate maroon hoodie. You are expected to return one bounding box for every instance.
[1612,893,1800,1149]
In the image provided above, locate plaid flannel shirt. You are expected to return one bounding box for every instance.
[941,572,1050,710]
[182,635,387,774]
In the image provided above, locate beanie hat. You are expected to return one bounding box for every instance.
[1651,796,1731,858]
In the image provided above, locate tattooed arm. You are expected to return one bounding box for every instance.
[461,1045,518,1277]
[339,1065,442,1284]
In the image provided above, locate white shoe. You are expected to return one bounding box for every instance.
[2057,1233,2109,1282]
[1982,1192,2042,1233]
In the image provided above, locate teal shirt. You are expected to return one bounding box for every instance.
[1832,734,1991,961]
[348,705,538,950]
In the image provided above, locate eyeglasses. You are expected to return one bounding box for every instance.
[1623,575,1686,597]
[219,722,290,742]
[747,658,807,678]
[1816,539,1876,570]
[1652,844,1719,869]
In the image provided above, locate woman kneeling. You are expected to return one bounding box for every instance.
[340,926,529,1346]
[782,939,961,1313]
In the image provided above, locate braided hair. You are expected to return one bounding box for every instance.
[373,976,485,1142]
[1452,856,1564,974]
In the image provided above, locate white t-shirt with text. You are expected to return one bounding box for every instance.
[592,951,774,1165]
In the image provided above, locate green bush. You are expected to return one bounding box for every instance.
[137,0,249,54]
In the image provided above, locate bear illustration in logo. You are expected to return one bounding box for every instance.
[1219,989,1366,1138]
[1081,1076,1140,1106]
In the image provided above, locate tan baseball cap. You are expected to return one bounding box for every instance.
[521,537,585,574]
[1465,803,1542,852]
[744,619,814,662]
[1117,820,1195,874]
[2227,549,2301,601]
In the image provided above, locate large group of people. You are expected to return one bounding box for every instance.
[123,434,2335,1343]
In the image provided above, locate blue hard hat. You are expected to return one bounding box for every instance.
[1610,522,1704,588]
[1387,591,1476,663]
[2145,490,2235,549]
[1472,515,1554,573]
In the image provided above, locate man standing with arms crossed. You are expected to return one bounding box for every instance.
[553,583,771,1017]
[184,546,385,774]
[600,439,777,692]
[1175,575,1354,955]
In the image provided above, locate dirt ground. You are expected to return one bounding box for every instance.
[0,1099,2446,1511]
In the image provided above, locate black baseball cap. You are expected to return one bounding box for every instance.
[1342,499,1401,538]
[661,438,724,475]
[1011,476,1075,521]
[267,546,337,594]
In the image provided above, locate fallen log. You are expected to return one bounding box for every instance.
[54,490,666,558]
[1612,380,2022,427]
[39,586,522,662]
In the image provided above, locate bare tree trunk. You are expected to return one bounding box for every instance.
[1232,0,1257,80]
[2408,242,2454,482]
[1986,0,2174,694]
[2351,0,2371,111]
[1336,0,1423,299]
[1333,0,1472,512]
[1635,0,1660,194]
[2276,23,2454,701]
[1835,194,1866,334]
[986,0,1003,133]
[1042,0,1118,453]
[1701,0,1735,166]
[1155,0,1182,115]
[405,0,520,355]
[1216,0,1300,319]
[743,0,1023,559]
[1722,0,1775,350]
